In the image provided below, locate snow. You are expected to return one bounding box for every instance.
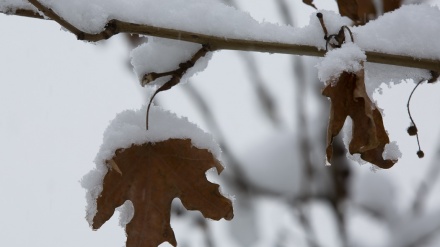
[382,141,402,160]
[364,63,431,99]
[81,105,222,226]
[3,1,438,98]
[316,42,366,84]
[2,1,439,63]
[0,0,35,13]
[354,4,440,60]
[117,200,134,227]
[0,1,352,49]
[96,105,221,163]
[130,37,213,86]
[2,1,440,247]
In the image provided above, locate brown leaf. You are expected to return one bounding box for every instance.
[356,0,376,24]
[303,0,317,9]
[322,68,397,169]
[383,0,402,13]
[92,139,234,247]
[336,0,401,24]
[336,0,359,22]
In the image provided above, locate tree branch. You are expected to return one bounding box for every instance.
[2,2,440,72]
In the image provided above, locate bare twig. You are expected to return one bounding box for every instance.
[407,78,425,158]
[1,3,438,72]
[145,45,211,129]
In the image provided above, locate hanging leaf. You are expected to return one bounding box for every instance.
[383,0,402,13]
[92,139,234,247]
[302,0,317,9]
[336,0,402,24]
[336,0,359,22]
[356,0,376,24]
[323,67,397,169]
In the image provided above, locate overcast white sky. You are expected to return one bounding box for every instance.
[1,1,440,247]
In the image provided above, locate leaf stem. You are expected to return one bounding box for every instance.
[407,78,424,157]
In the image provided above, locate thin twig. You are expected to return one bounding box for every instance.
[0,4,438,72]
[145,45,211,129]
[407,78,425,157]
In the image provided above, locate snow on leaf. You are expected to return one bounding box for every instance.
[322,67,397,169]
[92,139,233,247]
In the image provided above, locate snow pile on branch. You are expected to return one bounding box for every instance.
[0,0,34,12]
[0,0,350,49]
[2,2,439,61]
[354,4,440,60]
[316,42,366,84]
[81,105,221,225]
[382,141,402,161]
[130,38,212,87]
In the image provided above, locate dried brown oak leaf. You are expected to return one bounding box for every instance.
[336,0,360,22]
[336,0,401,24]
[92,139,234,247]
[303,0,317,9]
[323,68,397,169]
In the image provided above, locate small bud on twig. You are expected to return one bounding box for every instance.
[407,125,418,136]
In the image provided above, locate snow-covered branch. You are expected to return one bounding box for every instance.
[1,0,439,73]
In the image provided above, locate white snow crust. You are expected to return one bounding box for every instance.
[364,63,431,97]
[2,2,439,61]
[117,200,134,227]
[354,4,440,60]
[316,42,366,84]
[130,38,213,86]
[4,1,438,95]
[382,141,402,160]
[0,0,35,13]
[81,105,221,226]
[1,1,350,48]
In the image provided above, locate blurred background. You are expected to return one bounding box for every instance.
[1,0,440,246]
